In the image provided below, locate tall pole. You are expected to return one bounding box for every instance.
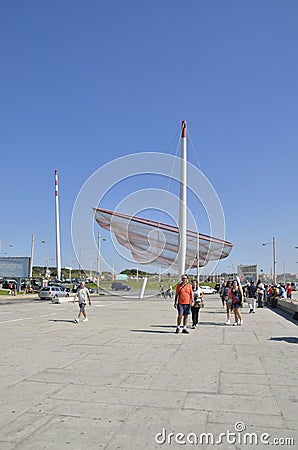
[29,234,35,278]
[178,120,187,278]
[97,231,101,294]
[55,170,61,280]
[196,234,200,282]
[273,236,276,285]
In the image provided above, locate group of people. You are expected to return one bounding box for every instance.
[219,279,294,323]
[173,274,205,333]
[173,274,248,333]
[220,279,244,325]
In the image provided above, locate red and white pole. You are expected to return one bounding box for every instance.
[55,170,61,280]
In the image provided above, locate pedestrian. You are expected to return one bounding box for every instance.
[191,280,204,328]
[286,282,293,299]
[73,281,91,323]
[231,279,244,325]
[256,279,265,308]
[247,280,257,313]
[174,274,194,334]
[11,282,17,296]
[222,280,232,324]
[219,281,226,308]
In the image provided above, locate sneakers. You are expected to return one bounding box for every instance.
[233,320,243,326]
[225,320,231,325]
[175,327,190,334]
[191,325,196,329]
[74,318,79,323]
[82,318,88,322]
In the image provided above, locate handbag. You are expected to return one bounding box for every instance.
[194,299,204,308]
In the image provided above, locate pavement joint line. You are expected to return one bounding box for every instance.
[0,312,60,324]
[93,303,115,307]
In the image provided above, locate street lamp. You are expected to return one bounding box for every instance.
[96,232,106,293]
[262,237,277,284]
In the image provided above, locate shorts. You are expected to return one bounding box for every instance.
[232,303,241,309]
[79,303,86,313]
[177,303,191,316]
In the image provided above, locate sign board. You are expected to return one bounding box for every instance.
[115,274,128,281]
[237,264,258,283]
[0,257,31,278]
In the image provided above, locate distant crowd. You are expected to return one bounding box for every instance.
[220,279,293,316]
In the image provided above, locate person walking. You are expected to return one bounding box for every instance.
[256,279,265,308]
[286,282,293,299]
[191,280,203,329]
[174,274,194,334]
[222,281,232,324]
[73,281,91,323]
[231,280,244,325]
[247,280,257,313]
[219,282,226,308]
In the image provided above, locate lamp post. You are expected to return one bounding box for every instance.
[262,237,276,284]
[96,232,106,294]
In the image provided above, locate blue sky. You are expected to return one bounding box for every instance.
[0,0,297,276]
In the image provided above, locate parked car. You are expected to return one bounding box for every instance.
[111,282,131,291]
[71,283,95,294]
[2,279,17,289]
[48,283,71,292]
[39,286,70,300]
[200,285,217,294]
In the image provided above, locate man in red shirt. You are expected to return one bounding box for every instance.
[174,274,194,334]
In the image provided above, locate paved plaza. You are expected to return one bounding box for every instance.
[0,292,297,449]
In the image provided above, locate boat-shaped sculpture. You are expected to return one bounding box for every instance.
[94,121,233,274]
[94,207,233,270]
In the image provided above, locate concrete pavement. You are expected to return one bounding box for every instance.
[0,293,297,449]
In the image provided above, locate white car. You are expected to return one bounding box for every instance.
[199,285,217,294]
[39,286,70,300]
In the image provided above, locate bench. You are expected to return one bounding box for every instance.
[277,298,298,320]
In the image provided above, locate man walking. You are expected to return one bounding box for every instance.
[247,280,257,313]
[73,281,91,323]
[174,274,194,334]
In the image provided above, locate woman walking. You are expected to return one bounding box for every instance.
[223,281,232,325]
[231,280,244,326]
[191,280,203,328]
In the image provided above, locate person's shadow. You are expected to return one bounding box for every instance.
[49,319,77,324]
[269,337,298,344]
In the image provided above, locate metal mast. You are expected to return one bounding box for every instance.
[178,120,187,277]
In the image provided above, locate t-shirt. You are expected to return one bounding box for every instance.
[77,287,89,304]
[176,283,193,304]
[287,286,293,295]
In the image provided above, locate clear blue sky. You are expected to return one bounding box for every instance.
[1,0,297,276]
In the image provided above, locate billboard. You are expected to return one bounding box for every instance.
[237,264,258,283]
[0,257,31,278]
[115,274,128,281]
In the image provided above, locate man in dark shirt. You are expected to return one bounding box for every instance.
[247,280,257,313]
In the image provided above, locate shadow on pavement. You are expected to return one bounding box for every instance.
[269,337,298,344]
[131,329,174,334]
[49,319,77,324]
